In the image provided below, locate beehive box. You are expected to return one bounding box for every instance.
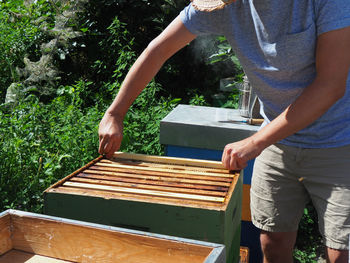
[0,209,225,263]
[44,152,242,263]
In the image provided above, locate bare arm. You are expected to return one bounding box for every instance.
[222,26,350,170]
[99,16,196,157]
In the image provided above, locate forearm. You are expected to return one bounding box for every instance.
[106,16,196,120]
[222,76,346,170]
[252,77,346,150]
[98,16,195,157]
[106,45,166,119]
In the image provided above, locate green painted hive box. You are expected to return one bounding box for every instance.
[44,152,243,263]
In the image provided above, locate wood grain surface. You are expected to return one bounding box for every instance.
[0,215,12,255]
[10,214,213,263]
[46,153,240,211]
[0,250,72,263]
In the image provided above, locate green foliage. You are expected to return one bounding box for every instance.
[122,81,180,155]
[108,17,136,92]
[294,204,324,263]
[189,94,209,106]
[221,91,240,109]
[208,36,243,73]
[73,0,187,83]
[0,0,54,99]
[74,0,238,105]
[0,80,101,212]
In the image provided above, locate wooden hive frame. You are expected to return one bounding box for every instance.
[45,152,240,211]
[0,209,225,263]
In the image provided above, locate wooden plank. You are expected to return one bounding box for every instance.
[222,171,240,210]
[0,214,12,255]
[83,169,231,187]
[92,164,232,182]
[63,182,225,203]
[239,247,249,263]
[95,162,233,178]
[11,214,214,263]
[44,156,103,192]
[49,187,225,210]
[98,162,233,179]
[0,250,72,263]
[112,152,225,169]
[102,159,229,174]
[76,173,229,192]
[241,184,251,221]
[69,177,227,197]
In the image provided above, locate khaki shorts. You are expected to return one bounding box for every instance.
[250,143,350,250]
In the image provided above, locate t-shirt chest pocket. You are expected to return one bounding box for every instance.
[273,24,317,72]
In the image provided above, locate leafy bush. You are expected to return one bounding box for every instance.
[294,204,324,262]
[0,0,54,99]
[121,82,180,155]
[0,84,101,212]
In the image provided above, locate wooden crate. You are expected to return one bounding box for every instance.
[44,152,242,263]
[0,209,225,263]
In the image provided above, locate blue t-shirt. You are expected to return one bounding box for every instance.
[180,0,350,148]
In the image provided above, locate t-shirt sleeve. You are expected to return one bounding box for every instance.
[315,0,350,35]
[180,3,224,36]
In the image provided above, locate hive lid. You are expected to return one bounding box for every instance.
[45,152,240,211]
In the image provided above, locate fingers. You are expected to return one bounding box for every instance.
[221,147,232,169]
[222,145,248,171]
[99,134,122,159]
[98,135,105,155]
[103,138,116,159]
[98,112,124,159]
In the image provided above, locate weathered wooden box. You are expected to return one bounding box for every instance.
[44,152,242,263]
[0,209,225,263]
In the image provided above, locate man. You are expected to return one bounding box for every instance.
[98,0,350,262]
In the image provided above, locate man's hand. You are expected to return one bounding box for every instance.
[221,137,264,171]
[98,111,124,159]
